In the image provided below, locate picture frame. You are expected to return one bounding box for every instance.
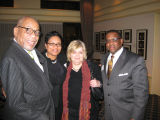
[123,29,132,43]
[117,30,123,38]
[94,32,100,51]
[100,31,106,43]
[136,29,148,60]
[123,44,131,52]
[100,43,106,54]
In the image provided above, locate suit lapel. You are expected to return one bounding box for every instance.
[12,41,52,90]
[36,50,53,90]
[102,53,109,80]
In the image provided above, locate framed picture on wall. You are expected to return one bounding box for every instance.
[94,32,100,51]
[123,29,132,43]
[100,43,106,54]
[117,30,123,38]
[136,29,148,60]
[123,44,131,52]
[100,31,106,42]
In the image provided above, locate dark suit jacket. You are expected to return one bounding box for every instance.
[101,48,149,120]
[0,41,55,120]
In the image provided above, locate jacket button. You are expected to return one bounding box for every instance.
[108,94,110,96]
[107,83,110,86]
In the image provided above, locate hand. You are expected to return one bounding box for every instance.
[130,118,134,120]
[2,88,6,98]
[90,79,101,87]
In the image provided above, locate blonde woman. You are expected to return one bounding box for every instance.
[62,40,103,120]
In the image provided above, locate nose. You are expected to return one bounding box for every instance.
[31,32,38,38]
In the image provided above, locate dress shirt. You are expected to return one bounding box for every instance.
[26,49,44,72]
[106,47,124,73]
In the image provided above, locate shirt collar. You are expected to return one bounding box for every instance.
[109,47,123,58]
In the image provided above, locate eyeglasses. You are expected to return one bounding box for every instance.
[17,26,41,36]
[106,38,120,43]
[47,42,61,47]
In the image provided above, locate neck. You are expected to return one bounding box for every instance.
[72,63,82,72]
[46,53,57,60]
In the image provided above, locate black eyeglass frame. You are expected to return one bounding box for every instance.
[47,42,62,47]
[106,38,121,43]
[17,26,41,36]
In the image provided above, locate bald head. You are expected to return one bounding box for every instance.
[16,16,39,27]
[14,16,40,51]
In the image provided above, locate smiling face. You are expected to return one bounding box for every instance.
[14,17,39,51]
[70,47,84,66]
[106,32,123,54]
[45,36,62,60]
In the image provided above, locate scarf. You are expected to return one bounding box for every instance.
[62,60,91,120]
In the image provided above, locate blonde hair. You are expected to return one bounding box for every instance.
[67,40,87,62]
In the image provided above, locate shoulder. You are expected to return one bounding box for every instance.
[87,60,100,71]
[100,53,109,65]
[124,50,145,64]
[57,52,67,65]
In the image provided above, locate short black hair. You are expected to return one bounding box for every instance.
[106,30,122,39]
[45,31,63,44]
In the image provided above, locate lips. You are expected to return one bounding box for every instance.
[109,46,115,50]
[28,40,38,46]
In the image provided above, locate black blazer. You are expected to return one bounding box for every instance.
[0,41,55,120]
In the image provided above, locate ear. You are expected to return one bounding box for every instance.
[13,27,18,37]
[120,38,124,44]
[45,43,47,49]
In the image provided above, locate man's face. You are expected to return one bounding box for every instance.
[106,32,123,54]
[14,18,40,51]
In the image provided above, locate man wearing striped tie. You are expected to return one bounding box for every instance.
[101,30,149,120]
[0,16,55,120]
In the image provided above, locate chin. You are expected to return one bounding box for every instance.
[25,46,34,51]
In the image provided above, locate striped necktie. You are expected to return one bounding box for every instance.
[107,55,114,79]
[28,51,34,59]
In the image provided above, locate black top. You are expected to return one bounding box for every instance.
[42,52,66,120]
[68,69,82,109]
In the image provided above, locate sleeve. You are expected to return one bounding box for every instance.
[0,57,49,120]
[90,62,104,100]
[131,57,149,120]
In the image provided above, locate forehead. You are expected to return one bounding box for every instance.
[72,47,83,52]
[48,36,61,42]
[21,18,39,29]
[106,32,119,38]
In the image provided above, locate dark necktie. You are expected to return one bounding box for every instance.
[107,55,114,79]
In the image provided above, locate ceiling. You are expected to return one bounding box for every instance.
[41,0,80,10]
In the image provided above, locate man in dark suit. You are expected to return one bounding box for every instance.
[0,16,55,120]
[101,30,149,120]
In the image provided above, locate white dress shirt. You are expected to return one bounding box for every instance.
[26,49,44,72]
[106,47,124,73]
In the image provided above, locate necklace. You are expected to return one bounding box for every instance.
[51,60,57,64]
[72,67,80,72]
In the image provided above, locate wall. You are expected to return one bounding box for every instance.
[94,0,160,22]
[152,13,160,95]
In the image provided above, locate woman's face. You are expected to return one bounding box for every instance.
[45,36,62,59]
[70,47,84,66]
